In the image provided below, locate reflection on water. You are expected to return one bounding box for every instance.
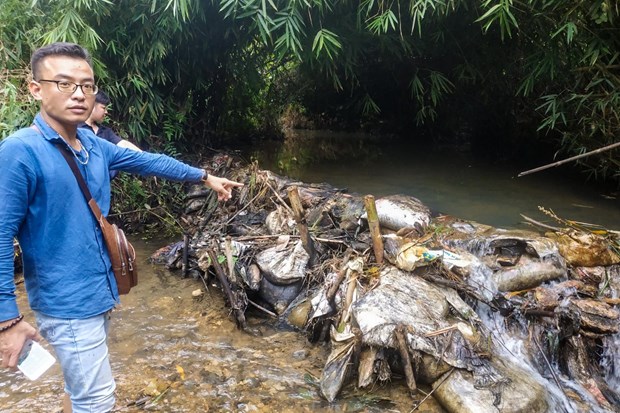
[245,130,619,230]
[0,238,439,413]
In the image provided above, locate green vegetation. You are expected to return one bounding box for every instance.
[1,0,618,227]
[218,0,620,180]
[109,173,189,237]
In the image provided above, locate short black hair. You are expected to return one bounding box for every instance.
[95,90,111,105]
[30,42,92,80]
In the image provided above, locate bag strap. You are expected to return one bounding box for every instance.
[52,140,107,223]
[54,143,92,198]
[30,124,107,223]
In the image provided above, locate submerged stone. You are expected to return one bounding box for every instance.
[433,359,548,413]
[259,276,303,315]
[286,298,312,328]
[566,298,619,334]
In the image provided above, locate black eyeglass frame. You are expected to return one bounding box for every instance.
[36,79,99,96]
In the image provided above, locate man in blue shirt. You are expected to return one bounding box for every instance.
[0,42,243,412]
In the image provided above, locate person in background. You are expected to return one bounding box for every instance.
[0,42,243,413]
[80,90,141,151]
[80,90,140,180]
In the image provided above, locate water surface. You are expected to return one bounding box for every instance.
[245,130,619,230]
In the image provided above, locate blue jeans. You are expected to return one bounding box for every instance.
[34,311,116,413]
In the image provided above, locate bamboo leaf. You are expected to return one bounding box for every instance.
[475,4,502,24]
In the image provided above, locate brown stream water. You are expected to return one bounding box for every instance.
[244,130,620,230]
[0,238,442,413]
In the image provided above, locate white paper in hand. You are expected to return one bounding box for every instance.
[17,340,56,380]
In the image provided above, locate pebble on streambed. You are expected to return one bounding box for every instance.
[150,155,620,413]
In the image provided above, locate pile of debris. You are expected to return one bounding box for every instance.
[155,156,620,413]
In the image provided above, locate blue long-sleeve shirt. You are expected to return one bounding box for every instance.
[0,113,204,321]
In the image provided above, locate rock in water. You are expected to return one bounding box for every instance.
[286,298,312,328]
[259,276,303,315]
[493,255,566,292]
[433,359,548,413]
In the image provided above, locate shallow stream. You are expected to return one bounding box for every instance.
[244,130,619,230]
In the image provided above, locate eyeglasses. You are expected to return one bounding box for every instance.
[36,80,98,96]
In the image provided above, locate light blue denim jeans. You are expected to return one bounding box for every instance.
[34,311,116,413]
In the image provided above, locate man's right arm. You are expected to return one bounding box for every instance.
[0,138,30,322]
[0,137,40,368]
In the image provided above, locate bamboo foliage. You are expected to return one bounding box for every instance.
[216,0,618,178]
[0,0,618,182]
[498,0,620,180]
[0,0,271,144]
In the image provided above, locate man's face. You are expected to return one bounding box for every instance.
[29,55,96,130]
[90,103,108,124]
